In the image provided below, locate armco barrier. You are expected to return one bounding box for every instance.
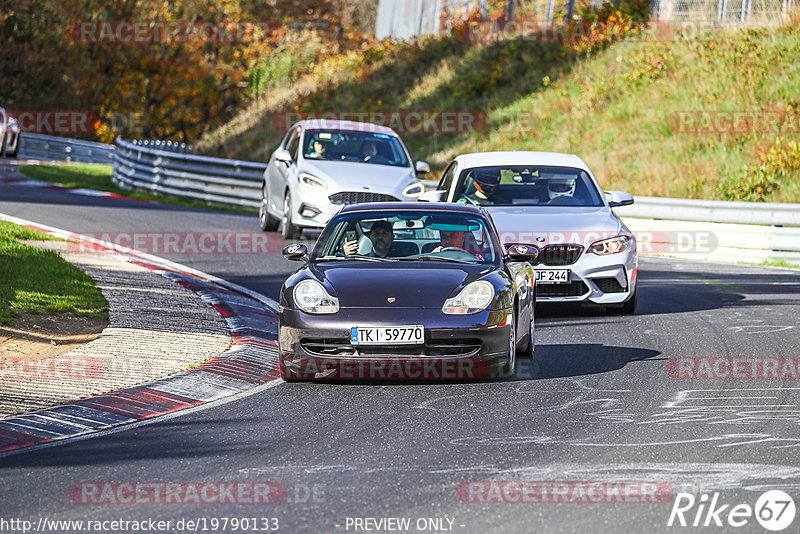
[112,137,265,209]
[19,133,795,265]
[614,197,800,227]
[18,133,114,164]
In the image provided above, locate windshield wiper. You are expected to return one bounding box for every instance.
[316,255,395,262]
[397,255,478,264]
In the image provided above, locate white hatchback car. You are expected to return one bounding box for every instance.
[260,120,429,239]
[422,151,638,313]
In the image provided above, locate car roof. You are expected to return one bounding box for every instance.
[295,119,398,136]
[339,202,484,216]
[456,151,589,171]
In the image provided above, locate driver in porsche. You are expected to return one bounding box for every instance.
[431,229,486,260]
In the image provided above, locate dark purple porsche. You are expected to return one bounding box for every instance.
[278,202,540,381]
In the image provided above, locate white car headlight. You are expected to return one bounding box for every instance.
[293,279,339,314]
[402,183,424,198]
[588,235,634,255]
[299,172,327,189]
[442,280,495,315]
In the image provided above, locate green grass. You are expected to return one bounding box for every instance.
[197,13,800,203]
[0,221,109,324]
[19,164,256,215]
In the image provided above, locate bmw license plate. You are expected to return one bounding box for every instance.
[535,269,571,284]
[351,325,424,345]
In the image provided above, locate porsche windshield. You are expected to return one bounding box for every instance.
[303,130,410,168]
[452,165,605,207]
[313,211,501,264]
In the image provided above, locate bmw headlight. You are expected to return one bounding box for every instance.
[442,280,495,315]
[299,172,327,189]
[588,235,634,255]
[402,183,424,198]
[293,279,339,314]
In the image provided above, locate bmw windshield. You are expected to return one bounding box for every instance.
[452,165,605,207]
[312,211,502,264]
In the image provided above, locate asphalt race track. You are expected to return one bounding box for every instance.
[1,182,800,533]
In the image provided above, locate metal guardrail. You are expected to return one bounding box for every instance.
[18,133,114,164]
[614,196,800,227]
[112,137,264,209]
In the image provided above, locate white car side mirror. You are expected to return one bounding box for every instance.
[415,161,431,175]
[275,149,293,165]
[605,190,634,208]
[419,190,447,203]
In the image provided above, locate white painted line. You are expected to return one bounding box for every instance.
[0,378,285,460]
[0,211,279,312]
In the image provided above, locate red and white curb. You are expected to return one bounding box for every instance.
[0,213,282,457]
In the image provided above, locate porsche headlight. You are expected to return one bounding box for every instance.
[588,235,633,255]
[299,172,327,189]
[402,183,424,198]
[293,279,339,314]
[442,280,495,315]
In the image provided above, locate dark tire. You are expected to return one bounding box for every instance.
[519,307,535,359]
[8,134,19,158]
[609,287,637,315]
[498,312,517,379]
[258,184,280,232]
[281,191,302,240]
[0,134,6,159]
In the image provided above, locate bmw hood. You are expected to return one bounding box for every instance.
[314,264,491,308]
[301,160,419,193]
[486,206,625,247]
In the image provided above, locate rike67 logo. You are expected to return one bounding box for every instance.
[668,490,795,531]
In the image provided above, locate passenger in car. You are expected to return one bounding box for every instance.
[343,220,394,257]
[308,140,328,159]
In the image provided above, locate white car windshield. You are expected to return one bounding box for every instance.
[303,130,410,168]
[452,165,605,207]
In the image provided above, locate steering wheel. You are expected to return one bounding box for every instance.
[440,246,470,254]
[457,194,478,205]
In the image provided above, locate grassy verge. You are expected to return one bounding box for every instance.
[197,11,800,203]
[19,164,256,215]
[0,221,109,324]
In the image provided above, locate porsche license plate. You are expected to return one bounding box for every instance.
[535,269,571,284]
[351,325,424,345]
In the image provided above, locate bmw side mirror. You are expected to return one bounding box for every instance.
[282,243,308,261]
[605,190,634,208]
[418,190,447,203]
[505,243,541,265]
[415,161,431,175]
[275,149,293,166]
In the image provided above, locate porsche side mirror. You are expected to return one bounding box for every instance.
[505,243,541,265]
[605,190,634,208]
[415,161,431,175]
[282,243,308,261]
[418,190,447,203]
[275,149,293,166]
